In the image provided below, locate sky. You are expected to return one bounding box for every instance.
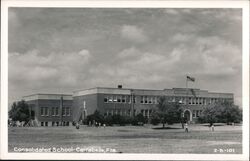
[8,8,242,107]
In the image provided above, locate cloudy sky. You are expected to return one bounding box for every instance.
[8,8,242,107]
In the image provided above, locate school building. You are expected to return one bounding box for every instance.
[23,86,234,126]
[23,94,73,126]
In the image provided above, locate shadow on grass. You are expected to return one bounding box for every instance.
[152,127,182,130]
[201,123,226,127]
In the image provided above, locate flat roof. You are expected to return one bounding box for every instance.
[73,86,234,98]
[23,93,73,101]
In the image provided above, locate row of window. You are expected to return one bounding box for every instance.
[105,108,203,118]
[105,109,135,116]
[140,96,158,104]
[40,121,70,126]
[192,110,203,118]
[40,107,71,116]
[104,109,155,118]
[103,95,232,106]
[141,109,155,117]
[104,95,135,103]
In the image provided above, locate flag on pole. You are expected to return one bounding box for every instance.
[187,76,195,82]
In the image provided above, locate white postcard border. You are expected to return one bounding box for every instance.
[1,0,249,160]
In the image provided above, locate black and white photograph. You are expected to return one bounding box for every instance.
[1,0,249,160]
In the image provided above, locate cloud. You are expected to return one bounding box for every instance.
[117,47,141,58]
[9,49,91,85]
[120,25,148,43]
[7,8,242,108]
[196,36,241,75]
[172,33,192,42]
[78,49,90,57]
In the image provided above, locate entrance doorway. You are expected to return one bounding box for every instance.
[184,109,192,122]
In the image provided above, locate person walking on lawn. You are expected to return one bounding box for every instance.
[184,123,189,133]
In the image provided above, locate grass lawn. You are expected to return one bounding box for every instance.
[8,124,242,153]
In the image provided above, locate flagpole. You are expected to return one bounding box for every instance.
[185,75,188,113]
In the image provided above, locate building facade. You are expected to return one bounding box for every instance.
[23,86,234,126]
[24,94,73,126]
[73,86,234,123]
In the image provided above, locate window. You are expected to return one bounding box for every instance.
[113,96,117,102]
[149,110,152,116]
[40,107,44,116]
[153,97,157,104]
[104,96,108,103]
[144,96,148,104]
[149,97,152,104]
[55,107,59,116]
[192,111,196,117]
[43,107,49,116]
[140,96,144,103]
[117,96,121,103]
[108,96,113,102]
[196,111,199,117]
[122,95,126,103]
[45,122,48,126]
[51,107,55,116]
[133,96,137,103]
[66,107,71,116]
[126,95,131,103]
[41,122,44,126]
[62,107,66,116]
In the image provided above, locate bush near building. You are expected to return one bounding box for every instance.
[85,110,147,126]
[9,100,34,125]
[198,101,242,125]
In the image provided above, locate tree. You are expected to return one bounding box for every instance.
[150,111,161,125]
[131,113,147,126]
[156,96,183,128]
[199,104,221,125]
[198,100,242,125]
[9,100,32,123]
[218,101,242,124]
[86,110,104,125]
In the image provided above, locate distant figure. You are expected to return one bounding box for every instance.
[99,123,101,127]
[76,123,80,129]
[184,123,189,133]
[211,124,215,132]
[232,122,235,126]
[181,122,184,129]
[103,124,106,128]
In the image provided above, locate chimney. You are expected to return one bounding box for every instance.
[118,85,122,89]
